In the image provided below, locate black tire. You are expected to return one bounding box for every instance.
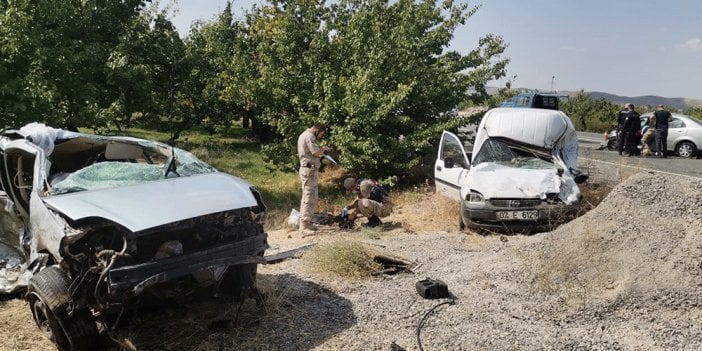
[27,266,98,351]
[220,263,258,299]
[219,213,266,299]
[675,141,697,159]
[458,202,466,231]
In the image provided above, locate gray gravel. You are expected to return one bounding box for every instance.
[193,172,701,351]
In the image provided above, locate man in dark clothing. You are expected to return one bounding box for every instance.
[616,104,629,155]
[653,104,673,158]
[622,104,641,156]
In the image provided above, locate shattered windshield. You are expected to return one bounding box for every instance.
[473,138,556,169]
[49,147,215,195]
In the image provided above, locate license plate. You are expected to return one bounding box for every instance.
[496,210,538,220]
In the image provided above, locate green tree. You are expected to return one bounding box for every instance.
[0,0,149,130]
[684,107,702,119]
[561,90,620,133]
[227,0,508,182]
[183,1,250,133]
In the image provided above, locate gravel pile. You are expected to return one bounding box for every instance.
[249,172,701,351]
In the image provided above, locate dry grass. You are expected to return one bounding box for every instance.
[303,240,383,279]
[391,184,461,234]
[578,181,613,213]
[0,298,54,351]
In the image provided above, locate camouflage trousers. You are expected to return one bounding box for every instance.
[641,129,655,156]
[356,198,393,218]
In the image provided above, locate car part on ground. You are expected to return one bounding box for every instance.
[0,124,268,351]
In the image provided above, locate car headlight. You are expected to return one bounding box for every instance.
[467,190,484,203]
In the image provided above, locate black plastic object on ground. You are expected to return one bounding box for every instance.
[415,278,449,299]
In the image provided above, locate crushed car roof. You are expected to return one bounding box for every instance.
[472,107,579,172]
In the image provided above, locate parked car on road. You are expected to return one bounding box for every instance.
[601,113,702,158]
[435,108,587,233]
[0,124,268,350]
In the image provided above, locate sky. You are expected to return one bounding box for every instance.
[163,0,702,99]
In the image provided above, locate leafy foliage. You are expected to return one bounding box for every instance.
[684,107,702,119]
[0,0,149,130]
[561,90,621,133]
[1,0,508,184]
[222,0,508,182]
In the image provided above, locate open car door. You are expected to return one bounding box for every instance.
[434,131,470,201]
[0,141,38,292]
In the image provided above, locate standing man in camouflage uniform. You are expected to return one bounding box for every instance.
[297,123,328,235]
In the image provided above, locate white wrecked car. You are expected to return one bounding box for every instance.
[0,123,267,350]
[435,108,587,233]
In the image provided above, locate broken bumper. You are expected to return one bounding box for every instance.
[463,203,579,233]
[108,233,267,297]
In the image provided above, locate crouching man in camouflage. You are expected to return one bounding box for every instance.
[342,177,392,228]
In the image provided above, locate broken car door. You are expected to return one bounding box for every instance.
[434,131,470,201]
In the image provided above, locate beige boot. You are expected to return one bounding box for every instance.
[298,220,317,236]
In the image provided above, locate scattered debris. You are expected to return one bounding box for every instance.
[264,244,316,264]
[371,254,415,276]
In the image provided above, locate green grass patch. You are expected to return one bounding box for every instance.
[303,240,383,279]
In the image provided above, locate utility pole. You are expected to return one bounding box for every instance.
[551,76,555,92]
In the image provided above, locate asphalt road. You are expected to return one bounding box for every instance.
[576,131,702,180]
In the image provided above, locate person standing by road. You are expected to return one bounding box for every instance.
[616,104,629,156]
[653,104,673,158]
[622,103,641,156]
[297,123,329,235]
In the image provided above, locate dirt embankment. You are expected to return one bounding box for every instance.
[0,172,700,351]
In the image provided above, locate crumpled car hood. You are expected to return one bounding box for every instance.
[467,162,580,204]
[43,173,257,232]
[468,163,561,199]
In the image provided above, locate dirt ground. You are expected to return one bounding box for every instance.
[0,175,699,350]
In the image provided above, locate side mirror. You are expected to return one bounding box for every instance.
[444,157,454,168]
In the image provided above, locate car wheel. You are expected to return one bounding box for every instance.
[219,212,265,300]
[459,202,466,231]
[220,263,258,299]
[27,266,98,351]
[675,141,697,158]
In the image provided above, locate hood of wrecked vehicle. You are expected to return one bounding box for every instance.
[43,173,257,232]
[467,163,563,199]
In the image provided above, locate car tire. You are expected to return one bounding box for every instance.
[675,141,697,159]
[219,212,265,299]
[458,202,466,231]
[27,266,98,351]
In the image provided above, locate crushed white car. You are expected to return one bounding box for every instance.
[0,123,268,350]
[435,108,587,233]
